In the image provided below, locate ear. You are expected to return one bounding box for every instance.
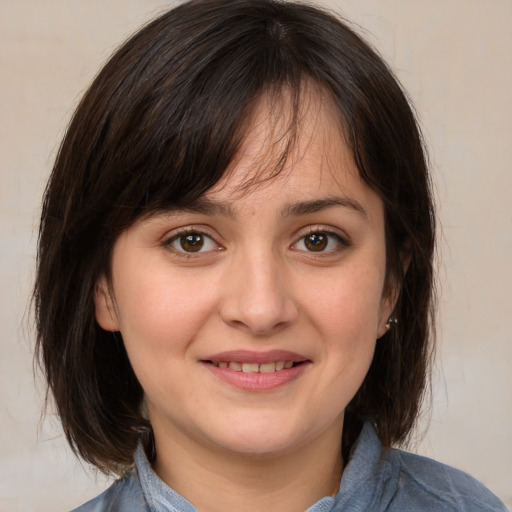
[94,275,120,332]
[376,285,399,339]
[377,249,411,339]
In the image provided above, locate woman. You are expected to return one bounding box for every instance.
[34,0,507,510]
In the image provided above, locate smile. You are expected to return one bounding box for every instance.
[209,361,296,373]
[202,350,310,390]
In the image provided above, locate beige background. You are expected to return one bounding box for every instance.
[1,1,511,510]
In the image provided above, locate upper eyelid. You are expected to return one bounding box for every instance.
[294,231,346,246]
[160,231,217,254]
[160,224,350,246]
[163,229,221,256]
[162,225,219,243]
[294,225,350,242]
[291,226,352,253]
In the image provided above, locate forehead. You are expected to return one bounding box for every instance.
[194,88,384,226]
[208,87,364,201]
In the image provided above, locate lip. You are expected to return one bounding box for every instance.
[200,350,311,391]
[203,349,308,364]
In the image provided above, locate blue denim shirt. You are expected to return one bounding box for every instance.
[71,422,507,511]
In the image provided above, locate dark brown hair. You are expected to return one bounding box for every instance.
[35,0,435,474]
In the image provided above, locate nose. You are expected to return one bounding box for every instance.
[219,250,299,336]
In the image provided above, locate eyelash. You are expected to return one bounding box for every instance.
[292,228,349,255]
[162,227,350,257]
[163,227,221,256]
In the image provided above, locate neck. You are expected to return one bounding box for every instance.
[152,420,344,512]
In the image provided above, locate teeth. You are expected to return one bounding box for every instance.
[259,362,276,373]
[213,360,297,373]
[242,362,259,373]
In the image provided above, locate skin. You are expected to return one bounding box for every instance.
[95,91,397,512]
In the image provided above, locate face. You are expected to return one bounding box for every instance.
[95,92,396,462]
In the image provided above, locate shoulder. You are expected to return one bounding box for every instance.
[333,423,507,512]
[384,448,508,511]
[70,472,150,512]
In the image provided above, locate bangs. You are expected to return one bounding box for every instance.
[90,4,316,230]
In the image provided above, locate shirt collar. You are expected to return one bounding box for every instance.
[134,422,391,512]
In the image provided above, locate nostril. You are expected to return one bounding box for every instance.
[218,274,299,335]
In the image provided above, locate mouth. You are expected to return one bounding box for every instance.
[206,360,304,373]
[200,350,310,390]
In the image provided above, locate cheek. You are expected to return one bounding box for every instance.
[299,261,385,398]
[303,264,386,341]
[113,267,222,406]
[113,263,219,356]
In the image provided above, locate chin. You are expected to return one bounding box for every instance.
[201,413,327,458]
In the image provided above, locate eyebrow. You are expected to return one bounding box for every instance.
[167,195,367,219]
[281,196,368,218]
[176,197,237,217]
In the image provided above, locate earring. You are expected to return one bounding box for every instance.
[385,315,398,331]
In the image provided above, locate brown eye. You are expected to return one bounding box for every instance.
[293,230,347,254]
[304,233,328,252]
[167,231,218,254]
[179,233,204,252]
